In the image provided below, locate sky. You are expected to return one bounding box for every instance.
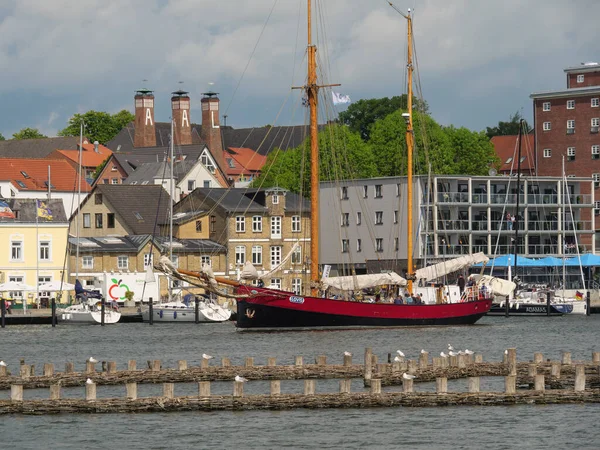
[0,0,599,139]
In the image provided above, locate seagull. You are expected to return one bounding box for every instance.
[86,378,94,384]
[235,375,248,382]
[420,349,427,354]
[440,352,448,358]
[0,361,6,366]
[202,353,213,360]
[88,357,98,363]
[448,351,457,357]
[396,350,405,357]
[393,356,403,363]
[448,344,454,351]
[402,373,416,380]
[504,349,508,355]
[344,351,352,357]
[458,350,466,355]
[465,349,474,355]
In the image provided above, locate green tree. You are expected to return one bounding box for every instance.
[485,111,532,139]
[12,127,47,140]
[58,110,134,144]
[0,132,5,141]
[444,126,500,175]
[338,95,429,141]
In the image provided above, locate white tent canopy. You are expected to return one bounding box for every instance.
[323,272,407,292]
[37,281,75,291]
[0,281,36,292]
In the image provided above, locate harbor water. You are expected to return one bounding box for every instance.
[0,315,599,449]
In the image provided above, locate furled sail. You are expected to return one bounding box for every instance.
[322,272,407,292]
[414,253,489,282]
[240,260,259,280]
[472,274,516,297]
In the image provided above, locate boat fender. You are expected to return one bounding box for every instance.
[159,310,163,319]
[174,311,177,319]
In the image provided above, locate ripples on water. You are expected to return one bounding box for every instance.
[0,315,599,449]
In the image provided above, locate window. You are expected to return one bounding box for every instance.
[235,216,246,233]
[592,98,599,108]
[111,178,119,184]
[567,120,575,134]
[270,278,282,290]
[187,180,195,191]
[144,253,153,268]
[567,147,576,161]
[270,246,282,268]
[134,212,144,221]
[82,255,93,269]
[396,183,401,197]
[594,173,600,189]
[252,246,262,265]
[107,213,115,228]
[543,122,551,131]
[171,255,179,269]
[201,255,211,267]
[577,74,584,83]
[252,216,262,232]
[200,152,215,173]
[567,100,575,109]
[375,211,383,225]
[39,241,50,260]
[374,185,382,198]
[117,256,128,270]
[291,215,301,232]
[235,246,246,265]
[341,186,348,200]
[8,276,24,299]
[291,278,302,295]
[83,213,91,228]
[357,239,362,252]
[291,246,302,264]
[341,239,349,253]
[505,157,513,164]
[595,201,600,215]
[195,220,202,232]
[203,180,211,188]
[341,213,349,227]
[376,238,383,252]
[543,148,552,158]
[592,118,599,133]
[542,102,551,111]
[592,145,600,159]
[356,212,361,225]
[95,213,103,228]
[272,194,279,205]
[210,215,216,233]
[11,241,23,261]
[394,211,398,224]
[95,194,103,205]
[363,185,368,198]
[394,238,399,251]
[271,216,282,238]
[111,166,117,172]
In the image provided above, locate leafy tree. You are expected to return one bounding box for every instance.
[0,132,5,141]
[58,110,134,144]
[444,126,500,175]
[12,127,47,140]
[485,111,532,139]
[338,95,429,141]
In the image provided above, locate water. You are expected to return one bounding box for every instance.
[0,315,599,449]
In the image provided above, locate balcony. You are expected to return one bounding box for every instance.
[436,220,469,231]
[437,192,469,203]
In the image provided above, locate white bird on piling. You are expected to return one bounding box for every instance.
[202,353,213,360]
[465,349,474,355]
[448,344,454,351]
[0,361,6,366]
[235,375,248,383]
[393,356,402,363]
[86,378,93,384]
[458,350,466,356]
[396,350,405,357]
[448,351,457,357]
[344,351,352,357]
[402,373,416,380]
[440,352,448,358]
[88,357,98,363]
[420,349,427,354]
[504,349,508,355]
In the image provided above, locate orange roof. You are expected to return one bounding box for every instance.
[53,143,112,168]
[490,135,535,173]
[0,158,91,192]
[225,147,267,176]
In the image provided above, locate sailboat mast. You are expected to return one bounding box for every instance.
[512,119,524,283]
[169,119,174,302]
[405,11,414,293]
[307,0,320,294]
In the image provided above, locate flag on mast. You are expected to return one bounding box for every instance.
[0,200,15,218]
[36,200,52,220]
[332,92,351,105]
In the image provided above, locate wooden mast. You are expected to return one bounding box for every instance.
[405,10,414,294]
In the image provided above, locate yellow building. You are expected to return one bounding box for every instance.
[0,198,69,306]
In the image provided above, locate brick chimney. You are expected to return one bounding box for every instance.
[134,88,156,147]
[171,90,192,146]
[200,92,224,171]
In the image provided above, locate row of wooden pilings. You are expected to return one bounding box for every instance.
[1,348,600,414]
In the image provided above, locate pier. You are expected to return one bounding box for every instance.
[1,348,599,414]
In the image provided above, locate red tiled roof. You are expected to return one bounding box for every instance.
[225,147,267,176]
[52,144,112,168]
[490,135,535,173]
[0,158,91,192]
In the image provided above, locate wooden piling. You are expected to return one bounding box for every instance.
[11,384,23,402]
[402,378,414,393]
[592,352,600,364]
[436,377,448,394]
[267,357,277,367]
[407,360,418,374]
[49,384,61,400]
[85,382,96,401]
[562,352,572,365]
[392,361,401,373]
[370,379,382,395]
[534,374,545,392]
[474,354,483,364]
[29,365,35,377]
[163,383,174,398]
[468,377,480,393]
[178,360,188,371]
[339,379,351,394]
[528,364,537,377]
[245,357,254,368]
[107,361,117,374]
[316,355,327,365]
[65,362,74,374]
[376,363,387,376]
[575,365,586,392]
[221,357,231,367]
[505,376,516,394]
[432,357,441,369]
[19,365,30,379]
[295,356,303,366]
[270,380,280,395]
[198,381,211,397]
[86,361,96,374]
[419,352,429,369]
[127,360,136,371]
[457,354,467,369]
[151,360,161,372]
[364,348,372,387]
[0,366,6,377]
[343,354,352,367]
[534,352,543,364]
[43,363,54,377]
[507,348,517,376]
[304,380,316,395]
[126,383,137,400]
[233,381,244,397]
[551,362,561,379]
[449,355,458,367]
